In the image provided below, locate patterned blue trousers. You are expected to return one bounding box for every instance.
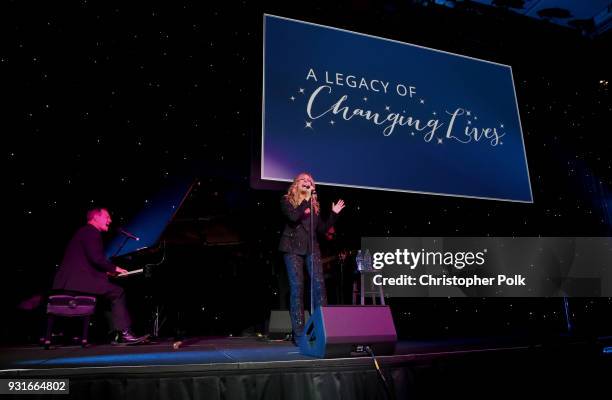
[283,252,327,337]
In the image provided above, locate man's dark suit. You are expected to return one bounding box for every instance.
[53,224,131,331]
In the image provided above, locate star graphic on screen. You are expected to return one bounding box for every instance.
[466,110,471,116]
[290,96,295,101]
[467,120,471,125]
[299,88,304,94]
[419,99,425,104]
[305,121,313,129]
[330,120,335,125]
[411,132,415,136]
[432,111,437,116]
[500,123,504,128]
[474,116,478,120]
[437,138,443,144]
[385,105,390,111]
[363,97,368,102]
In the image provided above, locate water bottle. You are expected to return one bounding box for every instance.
[363,249,372,271]
[356,250,364,272]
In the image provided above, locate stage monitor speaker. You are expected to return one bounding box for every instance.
[299,306,397,358]
[267,310,310,339]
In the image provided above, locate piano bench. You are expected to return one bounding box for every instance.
[44,295,96,349]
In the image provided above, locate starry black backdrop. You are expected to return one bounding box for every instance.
[3,0,611,343]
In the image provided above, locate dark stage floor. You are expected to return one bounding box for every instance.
[0,335,553,371]
[1,335,610,399]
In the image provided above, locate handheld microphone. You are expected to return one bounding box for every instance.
[118,228,140,241]
[303,184,316,196]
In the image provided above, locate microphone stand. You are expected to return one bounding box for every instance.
[309,193,315,317]
[112,228,139,257]
[112,236,131,258]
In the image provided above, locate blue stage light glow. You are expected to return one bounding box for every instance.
[604,347,612,354]
[16,346,298,366]
[18,351,217,365]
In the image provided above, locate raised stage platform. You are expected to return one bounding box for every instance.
[1,335,610,399]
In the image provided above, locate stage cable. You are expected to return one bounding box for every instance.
[365,346,395,400]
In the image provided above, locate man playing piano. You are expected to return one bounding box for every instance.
[52,207,147,345]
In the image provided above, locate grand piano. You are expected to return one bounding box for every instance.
[105,178,197,262]
[102,177,263,338]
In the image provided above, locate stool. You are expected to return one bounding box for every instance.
[44,295,96,349]
[353,270,386,305]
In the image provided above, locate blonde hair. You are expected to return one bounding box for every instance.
[284,173,320,215]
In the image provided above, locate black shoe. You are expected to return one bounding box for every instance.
[112,328,148,345]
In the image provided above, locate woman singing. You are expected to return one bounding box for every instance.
[279,173,346,345]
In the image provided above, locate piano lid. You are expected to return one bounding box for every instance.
[105,177,196,258]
